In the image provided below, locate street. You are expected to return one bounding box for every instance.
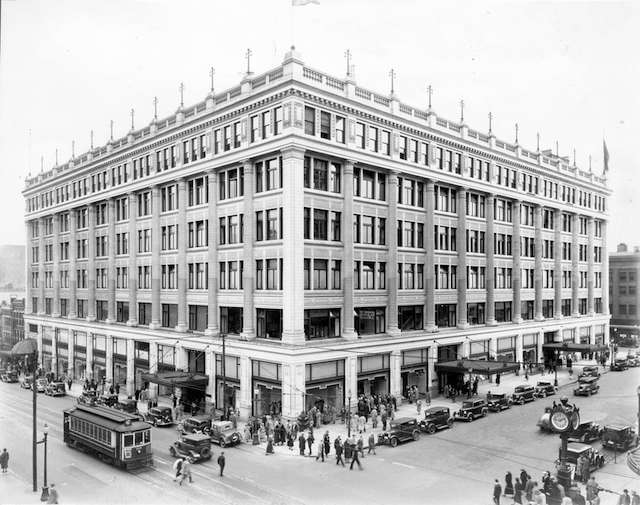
[1,365,638,505]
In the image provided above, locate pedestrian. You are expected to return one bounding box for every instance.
[619,490,631,505]
[367,433,376,455]
[335,439,345,467]
[496,373,501,386]
[315,440,325,462]
[493,479,502,504]
[298,433,306,456]
[67,377,72,391]
[46,483,59,504]
[416,399,423,415]
[514,477,523,504]
[520,469,528,489]
[179,457,193,485]
[172,457,184,481]
[381,410,388,431]
[631,491,639,505]
[266,437,274,455]
[286,433,294,451]
[349,446,363,470]
[323,431,331,456]
[586,477,599,502]
[115,383,120,395]
[356,435,365,458]
[217,452,225,476]
[472,377,479,396]
[307,431,315,456]
[0,448,8,473]
[525,477,536,502]
[504,471,514,496]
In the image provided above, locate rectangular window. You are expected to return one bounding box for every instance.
[354,307,385,335]
[304,309,341,339]
[304,106,315,135]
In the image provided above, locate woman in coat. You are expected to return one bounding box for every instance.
[504,471,514,496]
[513,477,523,504]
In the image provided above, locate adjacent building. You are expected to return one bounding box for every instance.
[22,49,611,419]
[609,243,640,341]
[1,296,25,352]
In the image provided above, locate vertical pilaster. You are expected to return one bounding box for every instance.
[587,216,595,315]
[344,356,358,408]
[486,194,496,325]
[148,341,158,398]
[106,199,116,323]
[282,363,305,419]
[206,170,219,336]
[126,338,135,396]
[456,188,468,328]
[389,350,401,397]
[515,334,524,367]
[239,355,252,419]
[241,161,255,340]
[387,171,400,335]
[150,185,161,329]
[105,335,113,384]
[342,161,357,339]
[68,210,77,318]
[86,333,94,380]
[601,220,609,315]
[52,213,60,317]
[554,208,562,318]
[512,200,522,322]
[25,221,32,314]
[534,204,543,320]
[425,180,436,330]
[176,178,188,332]
[281,148,305,345]
[428,344,438,394]
[127,192,138,325]
[51,330,57,375]
[67,332,74,380]
[38,218,45,314]
[87,204,96,321]
[571,213,579,316]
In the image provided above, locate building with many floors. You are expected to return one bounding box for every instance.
[22,48,611,419]
[0,296,25,353]
[609,243,640,340]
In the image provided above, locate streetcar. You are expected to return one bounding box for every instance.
[63,404,153,470]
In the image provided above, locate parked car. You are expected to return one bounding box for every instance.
[565,442,605,471]
[574,376,600,396]
[169,433,212,462]
[209,420,242,447]
[454,399,488,422]
[20,377,33,389]
[44,381,66,397]
[601,424,639,452]
[77,389,98,405]
[145,406,174,427]
[378,417,421,447]
[96,393,119,407]
[611,353,628,371]
[33,378,48,393]
[182,415,213,435]
[512,384,536,405]
[578,365,601,379]
[0,369,19,382]
[419,406,454,433]
[567,420,603,444]
[486,393,512,412]
[534,381,557,398]
[626,352,639,367]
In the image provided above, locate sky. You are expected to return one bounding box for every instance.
[0,0,638,250]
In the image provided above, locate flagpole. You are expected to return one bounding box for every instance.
[289,1,294,48]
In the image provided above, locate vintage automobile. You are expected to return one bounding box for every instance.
[77,389,98,405]
[145,406,174,427]
[44,381,66,397]
[578,366,601,379]
[611,353,628,371]
[97,393,119,407]
[20,377,33,389]
[573,376,600,396]
[486,393,512,412]
[419,407,454,434]
[33,378,48,393]
[181,415,213,435]
[512,384,536,405]
[169,433,212,462]
[209,420,241,447]
[113,399,144,421]
[533,381,557,398]
[567,421,603,444]
[626,352,639,367]
[0,369,19,382]
[565,442,605,471]
[601,424,639,452]
[378,417,421,447]
[454,399,488,422]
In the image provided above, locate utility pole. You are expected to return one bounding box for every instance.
[32,350,37,492]
[221,333,226,420]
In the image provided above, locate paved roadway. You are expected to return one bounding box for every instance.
[1,365,638,505]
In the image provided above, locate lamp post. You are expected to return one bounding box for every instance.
[553,349,559,387]
[37,423,49,501]
[347,392,352,438]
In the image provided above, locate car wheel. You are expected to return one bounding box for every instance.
[446,419,454,428]
[201,447,211,459]
[427,424,437,434]
[481,409,487,418]
[169,446,177,457]
[152,419,157,427]
[466,413,473,422]
[412,431,420,441]
[390,437,398,448]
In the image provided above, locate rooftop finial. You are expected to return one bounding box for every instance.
[209,67,215,93]
[555,140,559,157]
[130,108,135,130]
[110,120,114,142]
[589,154,592,172]
[344,49,352,77]
[515,123,519,144]
[427,84,433,110]
[460,99,465,124]
[245,48,253,74]
[55,148,58,166]
[90,130,94,150]
[488,112,493,134]
[573,148,576,166]
[179,82,184,108]
[536,132,540,152]
[71,140,75,159]
[153,96,158,121]
[389,68,395,95]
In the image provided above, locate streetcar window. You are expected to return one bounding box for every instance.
[135,432,143,445]
[124,434,133,447]
[143,430,151,443]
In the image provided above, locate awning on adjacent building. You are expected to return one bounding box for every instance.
[542,342,608,353]
[435,359,520,375]
[10,338,38,355]
[141,371,209,390]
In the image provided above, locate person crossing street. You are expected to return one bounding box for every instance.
[349,446,363,470]
[335,438,345,467]
[217,452,225,477]
[367,433,376,455]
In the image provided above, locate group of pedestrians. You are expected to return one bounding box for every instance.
[172,452,226,486]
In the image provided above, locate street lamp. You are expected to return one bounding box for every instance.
[347,391,352,438]
[554,349,559,387]
[37,423,49,502]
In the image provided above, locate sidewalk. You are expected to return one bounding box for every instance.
[0,470,41,505]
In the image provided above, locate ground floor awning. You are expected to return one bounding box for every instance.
[140,371,209,390]
[542,343,608,353]
[10,338,38,355]
[435,359,520,375]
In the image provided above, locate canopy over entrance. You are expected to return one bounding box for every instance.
[435,359,520,375]
[10,338,38,355]
[542,342,607,353]
[140,371,209,390]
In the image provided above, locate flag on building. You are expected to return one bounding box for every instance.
[603,139,609,173]
[292,0,319,5]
